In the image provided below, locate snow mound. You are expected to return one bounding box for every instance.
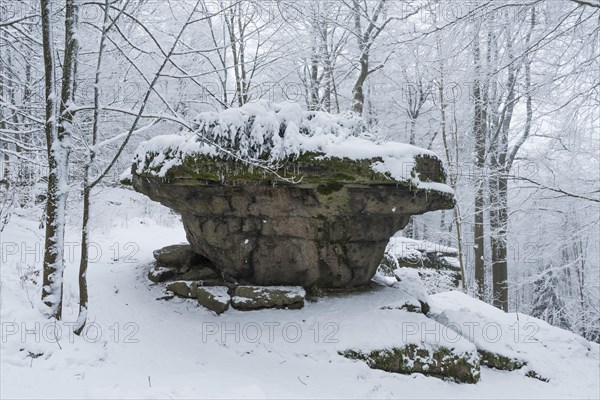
[429,291,600,383]
[133,101,453,193]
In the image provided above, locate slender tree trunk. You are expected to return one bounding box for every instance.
[75,0,108,335]
[74,186,90,333]
[473,30,487,300]
[322,26,332,112]
[437,37,467,291]
[352,57,368,115]
[491,167,509,311]
[40,0,80,320]
[575,231,587,338]
[237,6,248,105]
[40,0,65,319]
[308,18,320,111]
[226,7,247,107]
[489,16,519,312]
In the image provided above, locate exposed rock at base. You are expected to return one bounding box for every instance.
[340,345,480,384]
[196,286,230,314]
[231,286,305,310]
[165,282,305,312]
[153,244,206,267]
[166,281,199,298]
[149,244,219,283]
[478,349,526,371]
[148,264,178,283]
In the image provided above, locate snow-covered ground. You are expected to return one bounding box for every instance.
[1,188,598,399]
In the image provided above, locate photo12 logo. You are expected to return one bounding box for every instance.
[201,321,339,344]
[1,321,140,344]
[400,321,540,344]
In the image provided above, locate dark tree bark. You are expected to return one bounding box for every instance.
[472,29,487,301]
[40,0,63,319]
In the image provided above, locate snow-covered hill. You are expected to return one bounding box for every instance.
[1,188,598,399]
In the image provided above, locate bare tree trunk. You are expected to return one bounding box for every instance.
[75,185,90,333]
[226,10,243,107]
[437,37,467,291]
[75,0,109,335]
[40,0,64,319]
[490,166,509,311]
[225,3,252,107]
[308,20,320,111]
[349,0,391,115]
[321,26,332,113]
[473,29,487,300]
[40,0,80,320]
[352,56,368,115]
[488,7,536,312]
[236,5,248,105]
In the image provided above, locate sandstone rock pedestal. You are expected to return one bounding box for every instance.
[133,152,453,289]
[132,102,454,289]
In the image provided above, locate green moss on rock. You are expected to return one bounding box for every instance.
[478,350,526,371]
[316,181,345,195]
[525,370,549,382]
[340,344,480,384]
[412,154,448,183]
[138,151,406,186]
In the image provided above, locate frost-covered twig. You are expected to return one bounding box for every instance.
[192,131,303,184]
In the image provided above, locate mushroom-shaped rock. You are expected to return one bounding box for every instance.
[132,101,454,289]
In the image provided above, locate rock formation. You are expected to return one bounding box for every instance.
[132,102,455,289]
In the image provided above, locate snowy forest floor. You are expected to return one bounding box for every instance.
[1,187,598,399]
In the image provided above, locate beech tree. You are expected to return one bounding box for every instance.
[39,0,80,320]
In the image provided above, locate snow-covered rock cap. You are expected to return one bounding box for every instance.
[133,101,453,194]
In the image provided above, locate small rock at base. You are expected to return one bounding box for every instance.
[166,281,199,298]
[197,286,230,314]
[148,264,177,283]
[153,244,207,268]
[232,286,305,310]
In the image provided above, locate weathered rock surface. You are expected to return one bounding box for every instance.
[166,282,305,312]
[196,286,230,314]
[231,286,305,310]
[149,244,219,283]
[132,103,454,289]
[148,264,178,283]
[153,244,206,267]
[165,281,231,313]
[133,154,453,288]
[340,345,480,384]
[166,281,199,298]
